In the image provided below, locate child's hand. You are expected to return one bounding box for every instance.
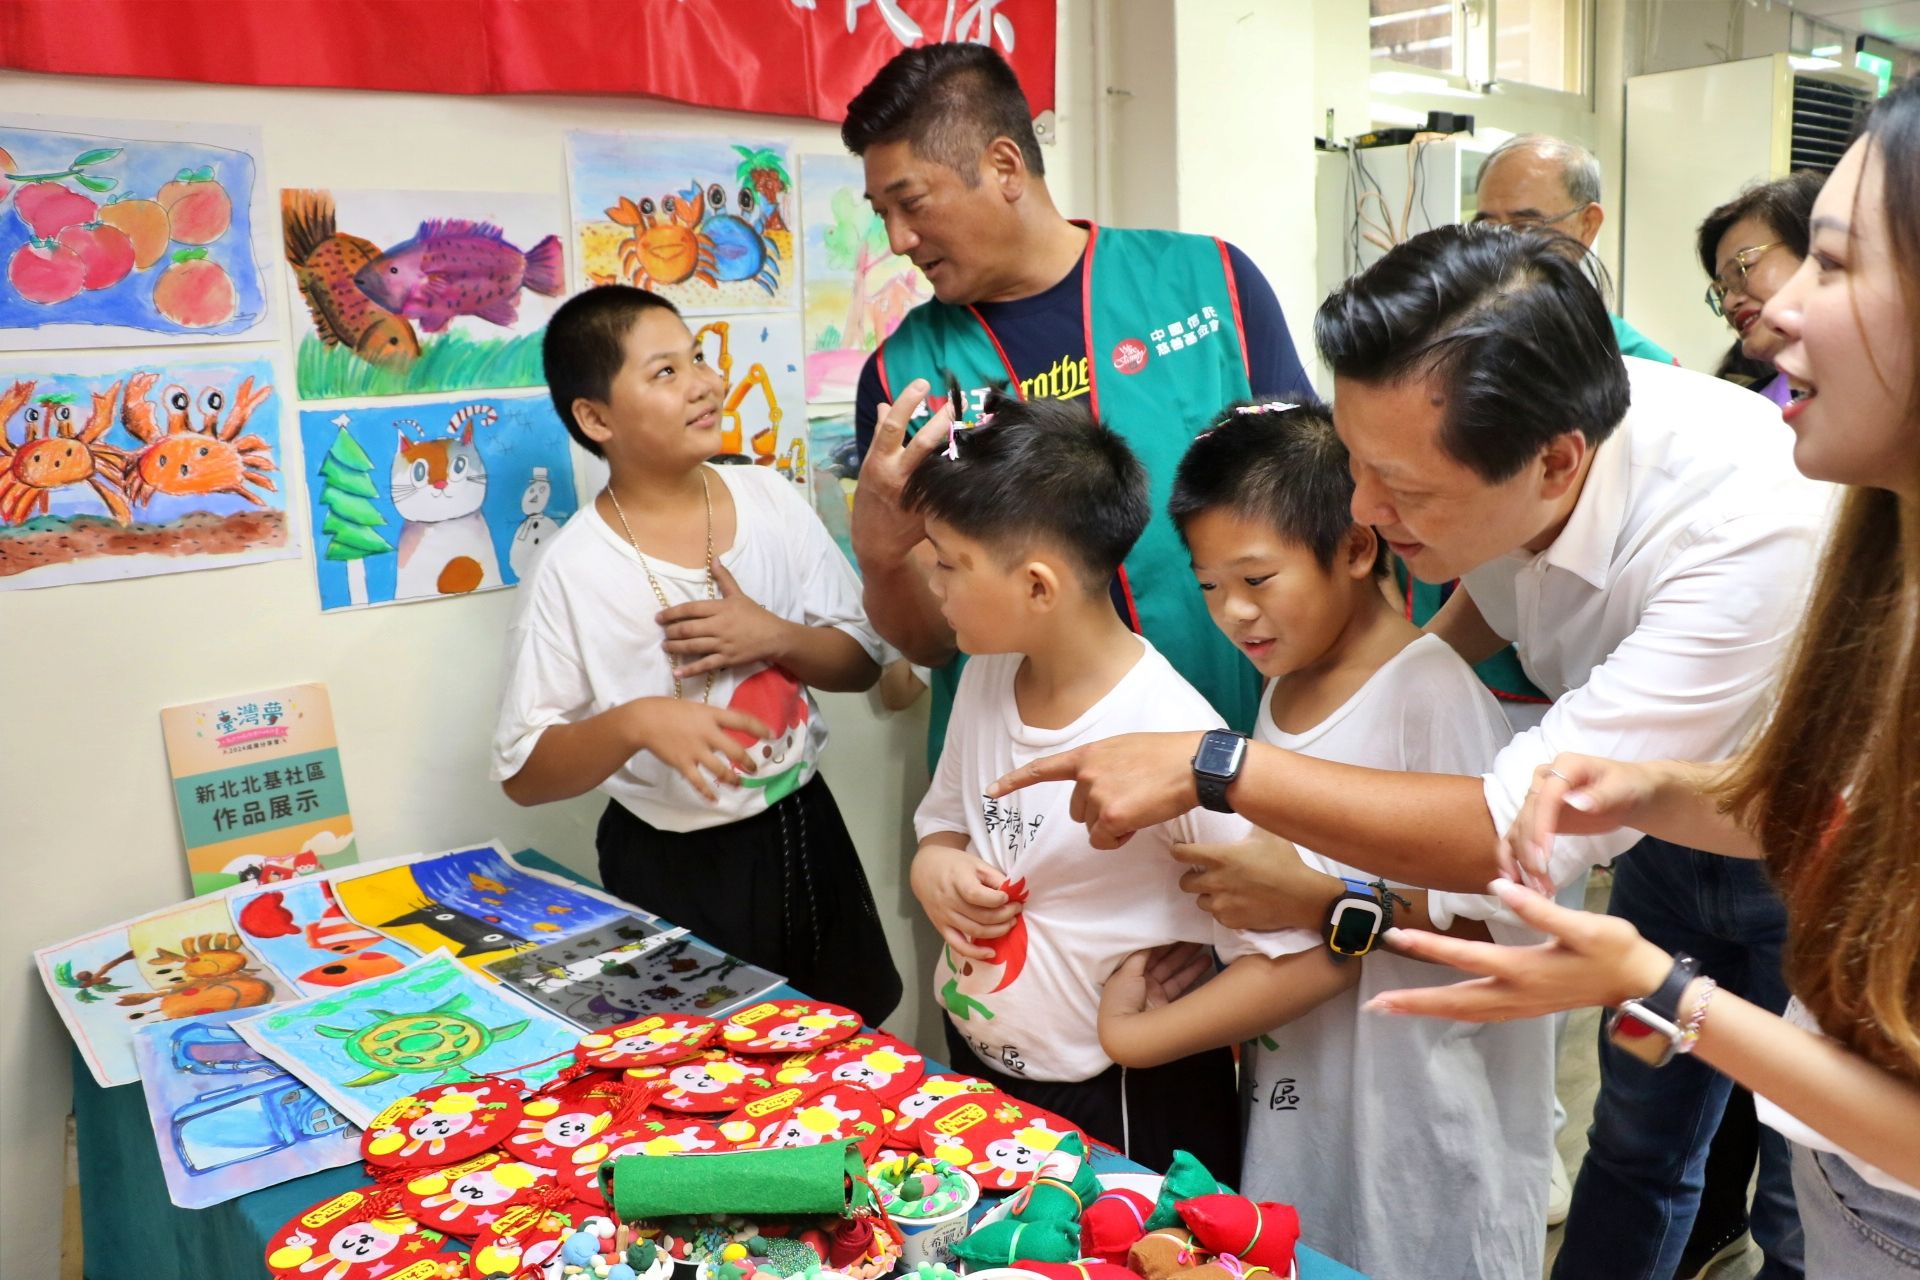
[659,562,799,679]
[1172,827,1342,932]
[1101,943,1214,1019]
[910,842,1020,961]
[628,697,770,802]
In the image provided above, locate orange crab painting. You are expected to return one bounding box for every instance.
[121,369,279,508]
[0,377,133,525]
[606,192,717,291]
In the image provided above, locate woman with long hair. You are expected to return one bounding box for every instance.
[1374,77,1920,1274]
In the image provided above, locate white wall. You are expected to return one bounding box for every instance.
[0,7,1100,1270]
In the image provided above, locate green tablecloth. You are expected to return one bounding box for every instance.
[71,851,1367,1280]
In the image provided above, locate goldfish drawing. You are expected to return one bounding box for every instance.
[546,905,572,916]
[281,189,422,366]
[354,219,564,334]
[468,873,507,895]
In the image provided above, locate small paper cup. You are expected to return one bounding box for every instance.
[883,1165,981,1269]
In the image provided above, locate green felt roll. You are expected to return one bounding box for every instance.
[612,1139,867,1221]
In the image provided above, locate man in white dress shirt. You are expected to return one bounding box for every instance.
[997,225,1825,1278]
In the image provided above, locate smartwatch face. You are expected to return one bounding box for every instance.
[1193,732,1246,779]
[1608,1005,1680,1067]
[1328,897,1384,956]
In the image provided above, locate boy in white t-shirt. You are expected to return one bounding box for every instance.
[1098,403,1554,1280]
[492,286,901,1025]
[901,394,1324,1183]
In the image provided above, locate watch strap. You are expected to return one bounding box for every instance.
[1637,953,1701,1023]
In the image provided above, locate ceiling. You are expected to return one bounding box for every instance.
[1787,0,1920,46]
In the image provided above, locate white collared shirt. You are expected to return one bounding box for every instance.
[1434,358,1834,921]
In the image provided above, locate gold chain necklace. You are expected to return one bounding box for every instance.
[606,471,717,704]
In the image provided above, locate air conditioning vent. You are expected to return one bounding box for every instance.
[1790,75,1871,172]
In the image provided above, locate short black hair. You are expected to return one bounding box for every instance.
[1314,223,1630,483]
[1170,401,1385,577]
[1696,170,1825,279]
[542,285,681,457]
[900,391,1146,588]
[842,43,1045,180]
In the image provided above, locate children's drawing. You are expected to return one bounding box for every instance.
[233,877,420,997]
[234,951,577,1128]
[133,1008,358,1209]
[281,188,566,400]
[331,845,629,975]
[162,683,360,896]
[490,926,783,1027]
[693,314,810,482]
[0,116,276,347]
[807,409,858,571]
[0,349,297,590]
[297,393,576,610]
[566,132,796,313]
[37,896,297,1087]
[799,152,929,404]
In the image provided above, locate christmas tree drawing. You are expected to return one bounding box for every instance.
[317,414,393,607]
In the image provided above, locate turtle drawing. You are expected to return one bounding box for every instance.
[314,993,527,1087]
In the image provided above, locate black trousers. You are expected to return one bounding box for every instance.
[596,775,903,1028]
[943,1021,1243,1188]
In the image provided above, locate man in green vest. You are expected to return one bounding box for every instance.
[843,43,1312,767]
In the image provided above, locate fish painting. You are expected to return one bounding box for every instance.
[281,190,422,366]
[354,220,564,334]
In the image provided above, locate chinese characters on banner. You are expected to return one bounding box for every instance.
[0,1,1055,125]
[161,683,358,895]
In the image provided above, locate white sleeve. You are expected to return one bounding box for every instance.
[770,471,886,664]
[912,666,977,844]
[490,614,596,783]
[1169,807,1322,961]
[1450,511,1819,918]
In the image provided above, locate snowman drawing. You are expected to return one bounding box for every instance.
[509,466,564,579]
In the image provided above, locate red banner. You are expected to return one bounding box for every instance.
[0,0,1056,123]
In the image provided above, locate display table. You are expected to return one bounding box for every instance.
[71,851,1366,1280]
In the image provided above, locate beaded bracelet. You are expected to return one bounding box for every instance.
[1677,977,1718,1055]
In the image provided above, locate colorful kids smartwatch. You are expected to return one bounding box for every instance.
[1323,878,1387,960]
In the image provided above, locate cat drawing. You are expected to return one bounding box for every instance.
[392,406,503,599]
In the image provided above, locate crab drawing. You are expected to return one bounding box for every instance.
[0,378,132,524]
[120,370,278,508]
[607,193,716,290]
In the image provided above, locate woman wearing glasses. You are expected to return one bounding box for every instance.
[1698,173,1827,407]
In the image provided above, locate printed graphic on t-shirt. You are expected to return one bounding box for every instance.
[940,789,1049,1076]
[725,667,809,804]
[908,352,1087,426]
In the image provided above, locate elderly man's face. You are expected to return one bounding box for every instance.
[1473,150,1604,249]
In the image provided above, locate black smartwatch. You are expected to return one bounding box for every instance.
[1607,952,1701,1067]
[1191,730,1248,813]
[1323,877,1386,961]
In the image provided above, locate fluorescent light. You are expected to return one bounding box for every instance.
[1809,43,1842,56]
[1788,55,1840,70]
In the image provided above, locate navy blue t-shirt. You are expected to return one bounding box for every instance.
[851,240,1309,624]
[853,242,1307,453]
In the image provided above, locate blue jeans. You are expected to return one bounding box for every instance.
[1790,1143,1920,1275]
[1553,838,1805,1280]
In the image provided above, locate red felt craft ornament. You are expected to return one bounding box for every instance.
[882,1072,999,1144]
[559,1115,729,1207]
[398,1152,558,1238]
[264,1184,446,1280]
[765,1029,926,1103]
[916,1091,1082,1192]
[720,1079,889,1159]
[360,1080,526,1171]
[1176,1195,1302,1275]
[719,999,863,1054]
[575,1012,719,1071]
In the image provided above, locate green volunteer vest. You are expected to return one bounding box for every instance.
[877,225,1259,768]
